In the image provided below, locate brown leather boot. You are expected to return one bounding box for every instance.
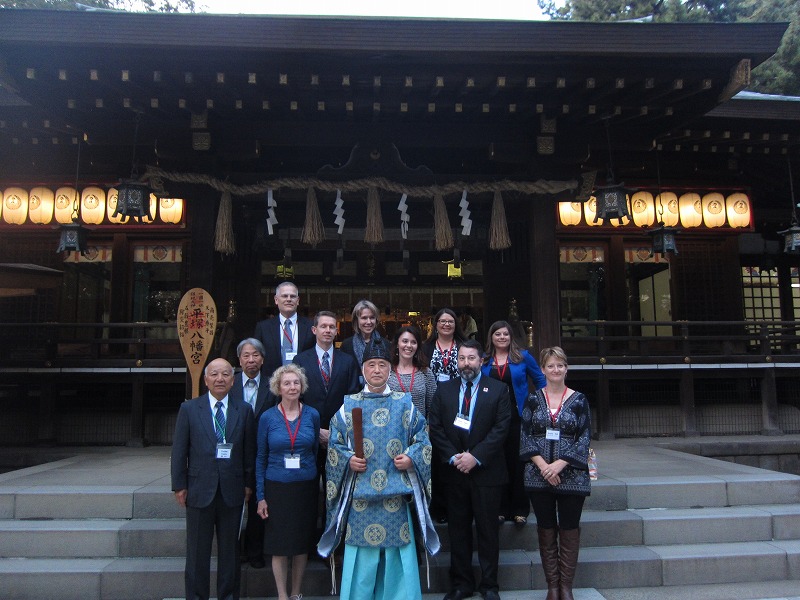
[537,527,560,600]
[558,527,580,600]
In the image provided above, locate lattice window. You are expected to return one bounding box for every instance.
[741,267,781,321]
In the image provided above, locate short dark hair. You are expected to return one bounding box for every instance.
[314,310,337,327]
[459,338,483,356]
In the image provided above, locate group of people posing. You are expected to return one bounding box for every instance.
[170,281,592,600]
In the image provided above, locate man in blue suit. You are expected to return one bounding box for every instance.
[253,281,315,381]
[171,358,257,600]
[292,310,360,466]
[229,338,274,569]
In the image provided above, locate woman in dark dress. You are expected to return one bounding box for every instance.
[256,364,320,600]
[520,347,591,600]
[481,320,546,524]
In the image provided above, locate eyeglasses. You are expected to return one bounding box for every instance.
[438,320,455,325]
[277,294,298,300]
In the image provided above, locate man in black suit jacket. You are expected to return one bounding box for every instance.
[292,311,360,460]
[253,281,315,380]
[171,358,257,600]
[428,339,511,600]
[229,338,275,569]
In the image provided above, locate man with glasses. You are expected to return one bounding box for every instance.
[254,281,315,380]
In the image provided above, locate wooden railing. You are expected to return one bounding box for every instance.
[0,322,226,368]
[559,320,800,364]
[0,320,798,369]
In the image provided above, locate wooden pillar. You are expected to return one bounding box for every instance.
[595,369,614,440]
[529,195,561,350]
[36,380,57,445]
[680,369,699,437]
[760,366,783,436]
[127,375,146,447]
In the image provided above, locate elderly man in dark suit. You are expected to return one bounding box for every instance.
[229,338,274,569]
[171,357,257,600]
[428,339,512,600]
[253,281,315,380]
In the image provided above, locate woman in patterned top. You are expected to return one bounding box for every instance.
[389,325,437,416]
[520,347,591,600]
[422,307,466,384]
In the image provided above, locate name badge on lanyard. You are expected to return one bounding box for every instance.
[437,373,451,382]
[216,443,233,459]
[545,428,561,441]
[284,454,301,469]
[453,414,471,430]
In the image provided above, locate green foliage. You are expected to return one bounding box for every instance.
[537,0,800,95]
[0,0,195,11]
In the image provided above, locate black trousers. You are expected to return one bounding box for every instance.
[242,491,264,562]
[528,490,586,530]
[445,474,503,594]
[500,409,529,519]
[185,487,242,600]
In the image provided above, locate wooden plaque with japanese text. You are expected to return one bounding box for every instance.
[177,288,217,399]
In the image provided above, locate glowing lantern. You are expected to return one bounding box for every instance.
[80,186,106,225]
[29,187,54,224]
[726,193,751,228]
[631,191,655,227]
[584,196,601,226]
[558,201,582,226]
[702,192,726,228]
[679,193,702,228]
[54,187,79,224]
[656,192,679,227]
[2,187,29,224]
[159,197,184,224]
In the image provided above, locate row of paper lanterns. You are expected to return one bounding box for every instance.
[1,186,184,225]
[559,191,751,229]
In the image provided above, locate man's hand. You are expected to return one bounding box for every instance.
[393,454,412,471]
[454,452,478,474]
[319,428,330,447]
[174,489,187,507]
[349,455,367,473]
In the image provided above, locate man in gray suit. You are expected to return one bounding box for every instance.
[229,338,274,569]
[171,357,256,600]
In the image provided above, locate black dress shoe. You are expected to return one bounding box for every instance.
[249,558,265,569]
[482,589,500,600]
[443,590,469,600]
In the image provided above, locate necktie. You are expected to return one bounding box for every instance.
[214,401,226,444]
[282,318,294,363]
[245,378,257,411]
[321,351,331,382]
[462,381,473,415]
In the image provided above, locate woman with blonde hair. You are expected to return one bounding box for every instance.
[340,299,386,370]
[256,364,320,600]
[520,347,591,600]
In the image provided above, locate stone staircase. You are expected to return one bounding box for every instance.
[1,445,799,599]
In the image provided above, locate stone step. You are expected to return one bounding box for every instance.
[2,468,798,520]
[2,541,799,600]
[4,503,800,559]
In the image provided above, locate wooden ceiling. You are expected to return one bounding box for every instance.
[0,11,794,194]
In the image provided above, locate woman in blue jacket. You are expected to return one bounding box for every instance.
[481,320,546,523]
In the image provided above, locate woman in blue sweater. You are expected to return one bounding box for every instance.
[481,320,546,523]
